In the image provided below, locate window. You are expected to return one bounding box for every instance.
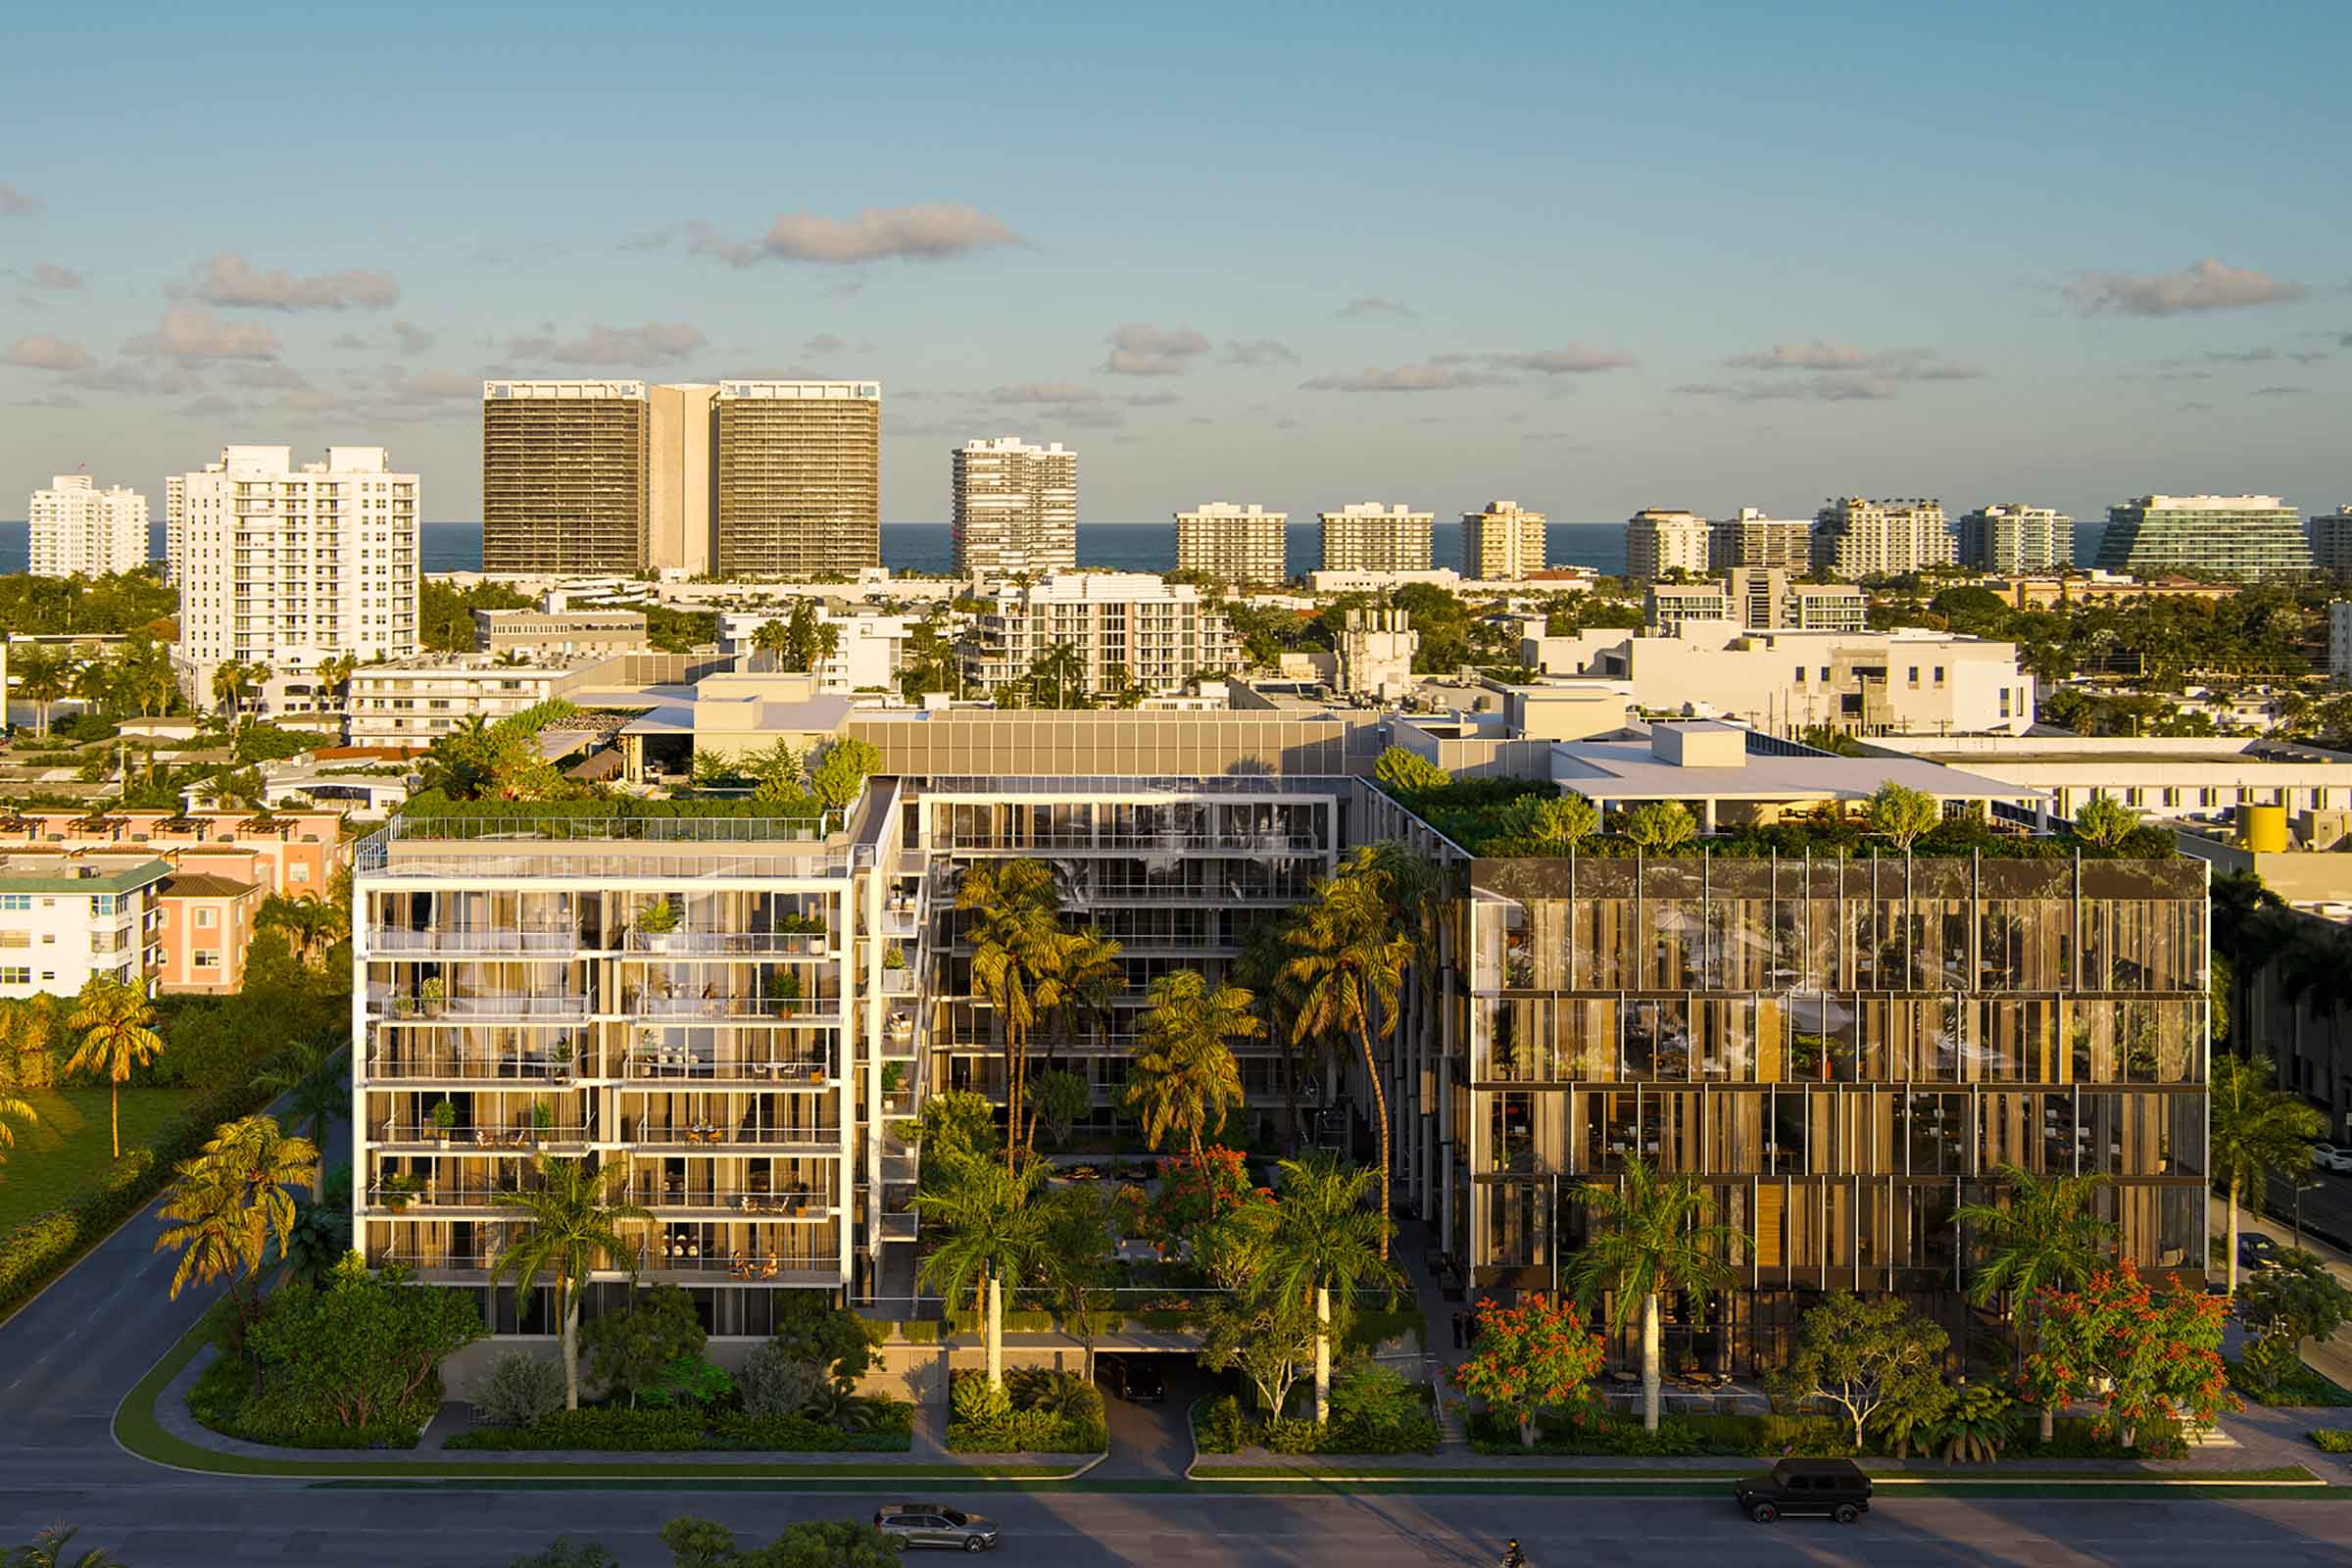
[195,907,218,929]
[0,896,27,912]
[0,967,26,985]
[1907,665,1920,687]
[1998,690,2012,718]
[91,895,118,916]
[1933,665,1945,685]
[194,951,220,969]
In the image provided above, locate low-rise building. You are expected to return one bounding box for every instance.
[1335,607,1419,699]
[474,609,650,659]
[958,573,1239,697]
[2331,600,2352,685]
[1645,582,1731,635]
[345,656,586,749]
[2311,507,2352,579]
[1646,571,1865,635]
[155,872,264,994]
[1866,734,2352,827]
[0,807,346,901]
[716,609,916,695]
[0,851,169,999]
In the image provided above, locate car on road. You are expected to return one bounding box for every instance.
[2312,1143,2352,1175]
[1734,1457,1874,1524]
[2239,1232,2283,1271]
[873,1505,999,1552]
[1100,1354,1165,1403]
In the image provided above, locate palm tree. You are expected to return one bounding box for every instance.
[2211,1054,2324,1295]
[912,1152,1053,1387]
[255,893,346,965]
[1029,641,1089,710]
[250,1037,348,1200]
[0,1092,37,1170]
[13,645,67,739]
[493,1155,651,1410]
[1123,969,1256,1176]
[1034,926,1123,1146]
[211,660,260,727]
[5,1523,128,1568]
[1282,869,1413,1256]
[1951,1162,2120,1419]
[956,858,1063,1168]
[1563,1155,1740,1432]
[65,976,164,1159]
[154,1115,318,1362]
[314,653,358,710]
[1263,1150,1399,1420]
[751,617,792,668]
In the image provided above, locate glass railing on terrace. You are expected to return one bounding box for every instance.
[628,1183,837,1213]
[621,929,839,955]
[620,1116,843,1147]
[372,991,593,1018]
[371,1119,595,1147]
[624,1041,835,1081]
[365,1038,588,1081]
[373,927,582,955]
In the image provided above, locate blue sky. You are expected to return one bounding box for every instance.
[2,0,2347,527]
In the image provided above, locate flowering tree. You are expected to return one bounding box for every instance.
[1451,1294,1606,1448]
[1134,1148,1268,1256]
[2021,1269,2238,1448]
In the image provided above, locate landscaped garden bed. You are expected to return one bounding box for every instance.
[1193,1362,1442,1455]
[945,1367,1106,1453]
[444,1404,911,1452]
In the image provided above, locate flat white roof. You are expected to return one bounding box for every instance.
[1552,741,2040,804]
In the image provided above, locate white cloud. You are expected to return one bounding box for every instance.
[987,381,1103,405]
[390,320,435,355]
[686,204,1025,267]
[5,333,93,372]
[804,332,847,354]
[1300,362,1501,392]
[25,263,79,291]
[1691,342,1984,402]
[125,308,281,362]
[503,321,706,365]
[0,183,40,216]
[1483,345,1637,374]
[1221,338,1297,367]
[176,252,400,311]
[1102,323,1209,376]
[2063,258,2307,317]
[1337,296,1413,318]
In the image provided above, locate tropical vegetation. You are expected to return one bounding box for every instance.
[1562,1155,1740,1432]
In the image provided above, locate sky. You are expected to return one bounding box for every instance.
[1,0,2348,529]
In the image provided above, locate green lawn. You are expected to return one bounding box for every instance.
[0,1086,198,1232]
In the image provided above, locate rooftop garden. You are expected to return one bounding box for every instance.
[1370,747,2178,861]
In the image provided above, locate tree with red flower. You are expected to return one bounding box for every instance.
[1451,1294,1607,1448]
[2021,1268,2239,1449]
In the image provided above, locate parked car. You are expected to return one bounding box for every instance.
[1734,1457,1874,1524]
[2312,1143,2352,1175]
[873,1505,999,1552]
[1101,1354,1166,1403]
[2239,1232,2283,1271]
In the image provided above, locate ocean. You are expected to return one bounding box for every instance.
[0,518,2113,581]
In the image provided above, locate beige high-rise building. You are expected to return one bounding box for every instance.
[714,380,882,577]
[1318,503,1434,572]
[1461,501,1545,580]
[164,475,187,584]
[1958,504,2072,574]
[482,380,651,574]
[953,437,1076,579]
[1708,507,1812,573]
[28,474,148,578]
[1623,509,1711,583]
[1175,502,1287,587]
[1812,497,1954,578]
[649,384,717,575]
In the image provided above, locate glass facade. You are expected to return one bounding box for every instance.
[1449,855,2209,1371]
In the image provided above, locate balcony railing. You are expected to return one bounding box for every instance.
[625,1051,833,1083]
[624,930,835,956]
[371,1122,595,1149]
[367,1182,540,1210]
[632,994,840,1019]
[623,1120,842,1148]
[375,993,594,1019]
[632,1188,836,1214]
[373,928,581,956]
[365,1048,581,1083]
[945,831,1326,855]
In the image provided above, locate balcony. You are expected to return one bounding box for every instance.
[624,929,834,956]
[877,902,920,939]
[624,1118,842,1149]
[632,993,839,1020]
[878,965,915,997]
[365,1044,583,1083]
[373,927,581,956]
[370,1121,595,1152]
[632,1186,836,1216]
[625,1044,833,1084]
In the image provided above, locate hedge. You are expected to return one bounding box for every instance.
[399,791,821,823]
[1193,1396,1439,1455]
[186,1351,421,1449]
[1466,1408,1855,1457]
[0,1077,272,1323]
[945,1409,1107,1454]
[443,1402,914,1452]
[2310,1430,2352,1454]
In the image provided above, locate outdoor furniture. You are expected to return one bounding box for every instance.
[760,1257,780,1280]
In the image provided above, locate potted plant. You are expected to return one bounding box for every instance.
[531,1102,555,1138]
[380,1172,422,1211]
[882,942,906,974]
[419,977,448,1018]
[803,911,829,956]
[880,1060,906,1097]
[777,969,804,1018]
[393,995,416,1019]
[638,898,679,953]
[428,1096,458,1146]
[549,1039,574,1081]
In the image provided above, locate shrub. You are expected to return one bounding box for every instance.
[441,1403,913,1452]
[2310,1429,2352,1454]
[950,1371,1012,1424]
[237,1257,485,1438]
[1258,1416,1322,1453]
[582,1285,706,1405]
[1197,1394,1246,1454]
[472,1350,567,1429]
[638,1352,734,1412]
[738,1342,830,1420]
[1004,1366,1103,1422]
[767,1294,876,1387]
[1329,1362,1425,1435]
[188,1352,419,1449]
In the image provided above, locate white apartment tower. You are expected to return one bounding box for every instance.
[172,446,419,715]
[1461,501,1546,580]
[1812,497,1955,578]
[1708,507,1813,573]
[164,475,187,585]
[28,475,149,578]
[1959,504,2073,574]
[1318,503,1434,573]
[1623,509,1711,583]
[952,438,1076,580]
[958,572,1241,697]
[1174,503,1287,587]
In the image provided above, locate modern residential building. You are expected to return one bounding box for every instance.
[2310,507,2352,580]
[1319,503,1435,573]
[1461,502,1546,580]
[482,380,653,575]
[28,474,148,578]
[953,438,1076,579]
[716,608,916,695]
[164,475,186,585]
[1708,508,1812,573]
[345,654,595,749]
[1623,509,1711,583]
[957,572,1239,697]
[1958,504,2073,574]
[1174,503,1287,588]
[714,381,883,578]
[0,851,169,999]
[1728,567,1868,632]
[2332,600,2352,685]
[1644,582,1731,636]
[647,383,718,576]
[474,608,650,659]
[0,807,347,901]
[1335,606,1419,698]
[172,445,419,717]
[2096,495,2313,579]
[155,871,263,994]
[1812,498,1954,578]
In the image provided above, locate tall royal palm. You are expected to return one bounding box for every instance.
[1563,1155,1740,1432]
[1282,870,1413,1257]
[912,1152,1052,1387]
[1952,1162,2119,1420]
[1124,969,1256,1178]
[66,976,164,1159]
[2211,1054,2324,1295]
[493,1156,651,1410]
[1033,925,1123,1149]
[250,1036,350,1200]
[956,858,1064,1169]
[1266,1150,1398,1313]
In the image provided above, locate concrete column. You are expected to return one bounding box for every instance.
[1315,1287,1331,1425]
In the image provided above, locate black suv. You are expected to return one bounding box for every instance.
[1101,1354,1165,1403]
[1733,1457,1874,1524]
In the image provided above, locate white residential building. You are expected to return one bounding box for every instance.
[1175,503,1287,587]
[164,475,186,585]
[1959,504,2073,574]
[1623,509,1711,583]
[1318,503,1434,573]
[1708,507,1812,572]
[2311,508,2352,579]
[344,655,582,748]
[952,438,1076,580]
[959,573,1240,697]
[172,445,419,716]
[1869,733,2352,827]
[1335,607,1419,699]
[0,852,168,1000]
[28,475,148,578]
[716,608,916,694]
[1461,501,1546,580]
[1812,497,1955,578]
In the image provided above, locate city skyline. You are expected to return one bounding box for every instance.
[2,3,2350,531]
